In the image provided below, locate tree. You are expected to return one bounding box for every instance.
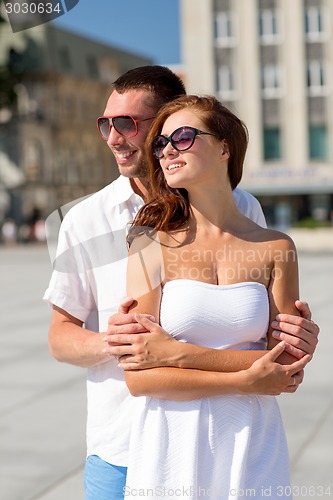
[0,0,22,112]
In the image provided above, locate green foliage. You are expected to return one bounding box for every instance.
[293,218,331,229]
[0,0,7,24]
[0,3,21,110]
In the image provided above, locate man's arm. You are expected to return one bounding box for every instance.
[49,305,112,368]
[48,304,155,368]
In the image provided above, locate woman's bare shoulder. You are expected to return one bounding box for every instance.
[243,220,296,249]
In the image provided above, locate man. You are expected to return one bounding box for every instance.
[44,66,319,500]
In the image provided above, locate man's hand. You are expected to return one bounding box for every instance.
[104,298,172,366]
[104,314,179,369]
[246,342,311,395]
[105,297,154,348]
[271,300,319,359]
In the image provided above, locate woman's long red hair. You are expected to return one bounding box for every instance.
[129,95,248,238]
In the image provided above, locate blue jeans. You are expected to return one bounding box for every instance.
[84,455,127,500]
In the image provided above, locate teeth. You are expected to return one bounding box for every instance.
[116,151,134,159]
[167,164,182,171]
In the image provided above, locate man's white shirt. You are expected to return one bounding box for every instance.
[44,175,266,466]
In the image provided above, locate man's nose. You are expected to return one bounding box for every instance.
[107,125,126,147]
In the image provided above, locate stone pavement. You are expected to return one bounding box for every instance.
[0,245,332,500]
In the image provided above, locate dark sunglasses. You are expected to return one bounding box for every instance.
[152,126,217,159]
[96,115,155,140]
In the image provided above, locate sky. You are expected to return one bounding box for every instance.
[53,0,181,65]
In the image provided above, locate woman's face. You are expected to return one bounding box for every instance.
[158,109,228,190]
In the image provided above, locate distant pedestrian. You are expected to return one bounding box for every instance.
[1,218,17,245]
[34,219,46,244]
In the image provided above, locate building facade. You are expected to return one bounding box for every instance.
[0,23,152,229]
[181,0,333,227]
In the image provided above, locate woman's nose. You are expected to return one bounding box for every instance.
[163,140,178,157]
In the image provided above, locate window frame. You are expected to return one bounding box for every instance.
[215,10,238,47]
[305,6,330,42]
[259,8,283,45]
[217,64,238,101]
[262,63,284,98]
[263,127,282,161]
[307,60,331,96]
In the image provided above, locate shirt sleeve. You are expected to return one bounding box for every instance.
[233,188,267,228]
[43,207,96,324]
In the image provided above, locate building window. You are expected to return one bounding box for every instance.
[305,6,329,42]
[99,58,120,84]
[309,125,328,160]
[86,55,99,79]
[59,47,71,71]
[215,11,237,47]
[307,60,330,96]
[217,65,237,100]
[262,64,283,98]
[263,128,281,160]
[259,9,281,44]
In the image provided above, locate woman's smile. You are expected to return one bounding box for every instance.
[165,161,186,173]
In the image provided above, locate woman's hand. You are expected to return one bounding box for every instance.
[245,342,311,395]
[105,314,180,369]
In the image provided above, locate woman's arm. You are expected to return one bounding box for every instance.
[125,343,308,400]
[124,233,309,399]
[107,234,316,370]
[125,233,265,373]
[105,302,318,369]
[265,235,302,364]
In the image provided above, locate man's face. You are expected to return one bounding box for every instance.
[102,89,156,179]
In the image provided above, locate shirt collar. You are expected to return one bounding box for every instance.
[109,175,144,206]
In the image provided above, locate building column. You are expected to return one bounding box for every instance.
[279,0,308,170]
[180,0,215,94]
[234,0,262,172]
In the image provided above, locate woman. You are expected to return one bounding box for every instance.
[123,96,310,499]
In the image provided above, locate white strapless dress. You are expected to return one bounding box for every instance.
[125,280,291,500]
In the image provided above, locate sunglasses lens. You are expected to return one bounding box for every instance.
[152,136,168,158]
[97,116,137,139]
[113,116,137,137]
[98,117,111,139]
[172,127,195,151]
[152,127,199,158]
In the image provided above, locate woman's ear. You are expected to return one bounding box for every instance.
[221,140,230,159]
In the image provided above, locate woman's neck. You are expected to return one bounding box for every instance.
[188,185,241,233]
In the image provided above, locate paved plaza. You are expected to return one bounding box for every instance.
[0,244,332,500]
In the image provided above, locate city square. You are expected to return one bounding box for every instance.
[0,244,332,500]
